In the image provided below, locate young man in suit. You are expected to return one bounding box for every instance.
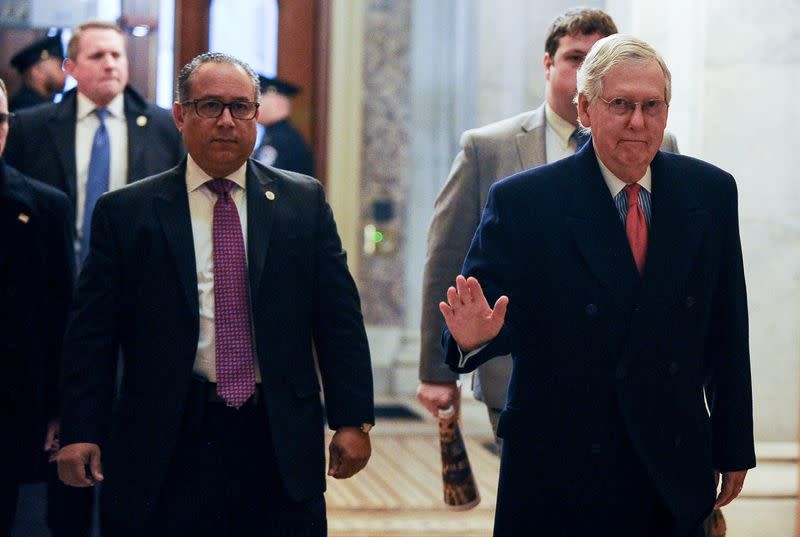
[440,35,753,536]
[0,78,74,537]
[54,52,374,537]
[4,21,184,263]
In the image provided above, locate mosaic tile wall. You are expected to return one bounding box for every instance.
[358,0,411,325]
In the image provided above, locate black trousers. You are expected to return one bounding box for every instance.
[108,382,326,537]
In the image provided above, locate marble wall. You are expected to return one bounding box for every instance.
[335,0,800,442]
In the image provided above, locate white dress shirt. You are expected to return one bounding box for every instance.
[185,156,261,382]
[544,103,581,164]
[74,92,128,239]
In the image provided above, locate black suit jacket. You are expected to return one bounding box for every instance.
[4,85,184,230]
[445,143,754,536]
[0,160,74,481]
[60,159,373,529]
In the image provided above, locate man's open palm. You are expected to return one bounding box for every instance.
[439,275,508,352]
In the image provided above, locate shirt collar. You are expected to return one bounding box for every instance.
[595,153,652,198]
[76,91,125,120]
[544,103,577,147]
[186,155,248,193]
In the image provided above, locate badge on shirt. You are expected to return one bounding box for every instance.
[18,213,30,224]
[136,115,148,127]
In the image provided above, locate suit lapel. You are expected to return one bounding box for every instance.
[47,93,78,206]
[124,90,149,183]
[626,152,709,355]
[153,161,199,319]
[0,164,35,270]
[245,161,277,303]
[566,144,640,309]
[515,106,547,171]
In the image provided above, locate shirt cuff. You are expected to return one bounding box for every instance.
[457,343,489,369]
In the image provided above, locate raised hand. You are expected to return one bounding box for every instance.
[439,275,508,352]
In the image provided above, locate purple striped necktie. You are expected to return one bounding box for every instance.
[206,178,256,408]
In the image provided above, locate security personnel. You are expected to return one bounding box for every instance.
[252,75,314,176]
[9,33,66,111]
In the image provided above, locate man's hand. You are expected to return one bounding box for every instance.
[54,443,103,487]
[714,469,748,508]
[328,427,371,479]
[43,419,61,457]
[439,275,508,352]
[417,381,460,418]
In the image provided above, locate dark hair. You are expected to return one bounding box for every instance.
[544,8,617,58]
[175,52,260,103]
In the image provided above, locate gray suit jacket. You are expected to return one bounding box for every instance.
[419,104,679,410]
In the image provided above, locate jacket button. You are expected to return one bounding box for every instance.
[615,364,627,380]
[633,304,641,313]
[585,303,598,317]
[685,296,696,309]
[668,361,679,376]
[673,434,682,448]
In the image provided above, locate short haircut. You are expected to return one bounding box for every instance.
[577,34,672,105]
[544,7,617,58]
[175,52,260,103]
[0,78,6,99]
[67,21,125,60]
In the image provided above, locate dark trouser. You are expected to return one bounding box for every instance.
[117,381,326,537]
[46,464,94,537]
[0,478,18,537]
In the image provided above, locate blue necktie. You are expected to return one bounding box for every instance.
[571,129,590,151]
[81,108,110,263]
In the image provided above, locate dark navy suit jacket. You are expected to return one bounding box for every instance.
[445,142,754,536]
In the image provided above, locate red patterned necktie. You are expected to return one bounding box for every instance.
[206,178,255,408]
[624,183,648,275]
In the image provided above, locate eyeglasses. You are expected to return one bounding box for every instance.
[598,97,668,117]
[182,99,259,120]
[0,112,15,124]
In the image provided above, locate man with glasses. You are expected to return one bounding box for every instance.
[54,52,374,537]
[418,6,679,436]
[0,78,74,537]
[439,34,753,536]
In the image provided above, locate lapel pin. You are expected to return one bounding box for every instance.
[18,213,30,224]
[136,115,148,127]
[265,191,275,201]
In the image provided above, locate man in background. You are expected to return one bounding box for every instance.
[252,74,314,176]
[8,33,66,111]
[4,20,184,264]
[0,78,74,537]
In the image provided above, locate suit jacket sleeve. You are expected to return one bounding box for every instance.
[443,182,521,374]
[310,183,374,429]
[44,190,76,420]
[60,195,122,447]
[419,132,484,383]
[705,177,755,471]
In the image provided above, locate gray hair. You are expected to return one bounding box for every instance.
[577,34,672,106]
[175,52,260,103]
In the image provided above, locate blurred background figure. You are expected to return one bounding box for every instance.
[253,74,314,176]
[0,77,74,537]
[8,33,66,112]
